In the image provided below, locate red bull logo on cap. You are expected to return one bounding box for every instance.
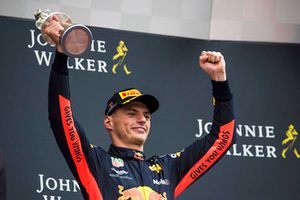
[118,185,167,200]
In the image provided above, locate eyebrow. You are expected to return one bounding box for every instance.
[125,107,150,115]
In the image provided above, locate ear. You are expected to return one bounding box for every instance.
[104,116,113,130]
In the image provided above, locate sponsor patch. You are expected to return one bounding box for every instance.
[149,164,162,173]
[111,157,125,168]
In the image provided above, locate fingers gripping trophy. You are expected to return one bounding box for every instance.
[34,9,93,57]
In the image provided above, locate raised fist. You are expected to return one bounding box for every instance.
[199,51,226,81]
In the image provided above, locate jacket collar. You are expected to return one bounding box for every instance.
[108,145,145,161]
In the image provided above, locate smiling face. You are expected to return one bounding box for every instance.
[104,101,151,151]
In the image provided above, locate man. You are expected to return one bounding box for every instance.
[46,16,236,200]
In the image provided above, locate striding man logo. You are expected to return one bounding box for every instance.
[112,40,131,75]
[281,124,300,159]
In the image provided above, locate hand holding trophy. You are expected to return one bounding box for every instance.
[34,9,93,57]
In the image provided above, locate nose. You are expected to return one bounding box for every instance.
[136,113,147,124]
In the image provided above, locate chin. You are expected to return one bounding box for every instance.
[132,137,147,146]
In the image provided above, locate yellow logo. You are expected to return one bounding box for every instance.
[133,151,144,161]
[118,185,167,200]
[118,89,141,100]
[281,124,300,159]
[149,164,162,173]
[112,40,131,75]
[173,152,182,158]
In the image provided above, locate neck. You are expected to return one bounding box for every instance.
[111,141,144,152]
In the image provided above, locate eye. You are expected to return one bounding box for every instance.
[144,114,151,120]
[127,111,135,116]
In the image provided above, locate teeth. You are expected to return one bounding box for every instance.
[134,128,145,132]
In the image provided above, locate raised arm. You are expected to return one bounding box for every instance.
[171,51,236,198]
[46,15,102,199]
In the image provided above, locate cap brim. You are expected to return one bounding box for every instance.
[123,94,159,114]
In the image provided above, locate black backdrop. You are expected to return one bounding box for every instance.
[0,16,299,200]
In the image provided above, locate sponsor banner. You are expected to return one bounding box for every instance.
[36,174,80,200]
[0,16,299,200]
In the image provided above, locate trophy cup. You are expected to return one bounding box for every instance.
[34,9,93,57]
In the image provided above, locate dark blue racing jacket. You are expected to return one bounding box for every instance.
[48,51,236,200]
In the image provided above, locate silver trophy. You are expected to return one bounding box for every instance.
[34,9,92,57]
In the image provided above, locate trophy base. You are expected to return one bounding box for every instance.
[60,24,93,57]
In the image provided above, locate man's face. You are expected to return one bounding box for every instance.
[106,101,151,150]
